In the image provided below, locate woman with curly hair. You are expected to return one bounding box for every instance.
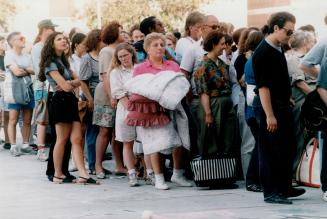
[39,32,98,184]
[93,21,126,176]
[79,29,106,178]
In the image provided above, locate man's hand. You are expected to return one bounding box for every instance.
[266,115,277,132]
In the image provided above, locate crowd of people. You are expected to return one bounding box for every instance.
[1,10,327,204]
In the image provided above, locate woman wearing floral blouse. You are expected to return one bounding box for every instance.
[194,31,238,162]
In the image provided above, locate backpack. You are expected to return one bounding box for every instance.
[301,89,327,131]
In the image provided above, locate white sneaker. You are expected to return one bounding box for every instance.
[10,146,20,157]
[155,177,169,190]
[323,191,327,202]
[37,149,48,162]
[20,146,34,154]
[171,175,193,187]
[128,173,139,187]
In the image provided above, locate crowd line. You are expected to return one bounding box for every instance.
[1,10,327,205]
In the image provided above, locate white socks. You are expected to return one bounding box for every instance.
[128,169,136,175]
[147,169,154,177]
[172,169,184,178]
[22,143,29,149]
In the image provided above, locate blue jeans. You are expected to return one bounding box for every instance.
[85,110,99,171]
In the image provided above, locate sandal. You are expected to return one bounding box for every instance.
[53,175,76,184]
[78,176,100,185]
[53,176,64,184]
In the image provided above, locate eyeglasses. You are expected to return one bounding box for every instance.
[205,24,220,30]
[281,27,294,36]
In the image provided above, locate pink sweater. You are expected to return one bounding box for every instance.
[126,59,180,127]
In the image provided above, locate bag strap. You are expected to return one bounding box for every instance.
[40,82,44,99]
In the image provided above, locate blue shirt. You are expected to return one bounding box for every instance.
[301,38,327,90]
[45,58,72,90]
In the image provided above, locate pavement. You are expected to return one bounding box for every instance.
[0,144,326,219]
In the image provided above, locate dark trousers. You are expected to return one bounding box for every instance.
[46,92,72,178]
[246,117,260,186]
[321,132,327,192]
[258,108,295,198]
[84,110,99,171]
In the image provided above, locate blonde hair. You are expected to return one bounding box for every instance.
[165,33,177,46]
[184,11,205,37]
[143,32,166,52]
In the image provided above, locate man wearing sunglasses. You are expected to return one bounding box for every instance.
[180,14,219,155]
[252,11,305,204]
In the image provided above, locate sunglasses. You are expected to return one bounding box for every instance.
[205,24,220,30]
[281,27,294,36]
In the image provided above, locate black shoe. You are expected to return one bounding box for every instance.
[66,174,76,181]
[283,188,306,198]
[103,168,112,175]
[47,175,54,182]
[3,143,11,150]
[264,195,293,204]
[246,184,263,192]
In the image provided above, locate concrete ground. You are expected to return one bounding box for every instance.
[0,145,326,219]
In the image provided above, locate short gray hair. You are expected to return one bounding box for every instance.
[144,32,166,52]
[289,30,315,49]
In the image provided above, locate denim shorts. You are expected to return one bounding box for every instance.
[7,96,35,110]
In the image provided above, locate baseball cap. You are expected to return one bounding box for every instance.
[38,19,58,29]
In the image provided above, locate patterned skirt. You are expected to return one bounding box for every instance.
[92,104,115,128]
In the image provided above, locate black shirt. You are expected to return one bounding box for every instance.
[252,40,291,109]
[234,53,247,82]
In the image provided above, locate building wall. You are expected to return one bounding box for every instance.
[49,0,74,17]
[247,0,291,28]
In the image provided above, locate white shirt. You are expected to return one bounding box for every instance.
[175,36,197,64]
[110,66,133,99]
[180,38,205,95]
[70,53,82,76]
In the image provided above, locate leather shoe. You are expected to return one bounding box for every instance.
[264,195,292,204]
[283,188,306,198]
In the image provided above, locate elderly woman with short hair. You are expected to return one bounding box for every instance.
[126,32,192,190]
[286,30,316,182]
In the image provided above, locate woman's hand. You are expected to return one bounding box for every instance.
[205,112,214,127]
[120,96,129,109]
[60,81,74,92]
[70,79,81,88]
[266,115,277,132]
[87,98,94,112]
[110,98,117,109]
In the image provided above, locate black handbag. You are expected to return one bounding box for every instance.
[301,89,327,131]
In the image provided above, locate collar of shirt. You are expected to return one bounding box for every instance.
[120,65,134,73]
[144,59,170,69]
[265,38,282,53]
